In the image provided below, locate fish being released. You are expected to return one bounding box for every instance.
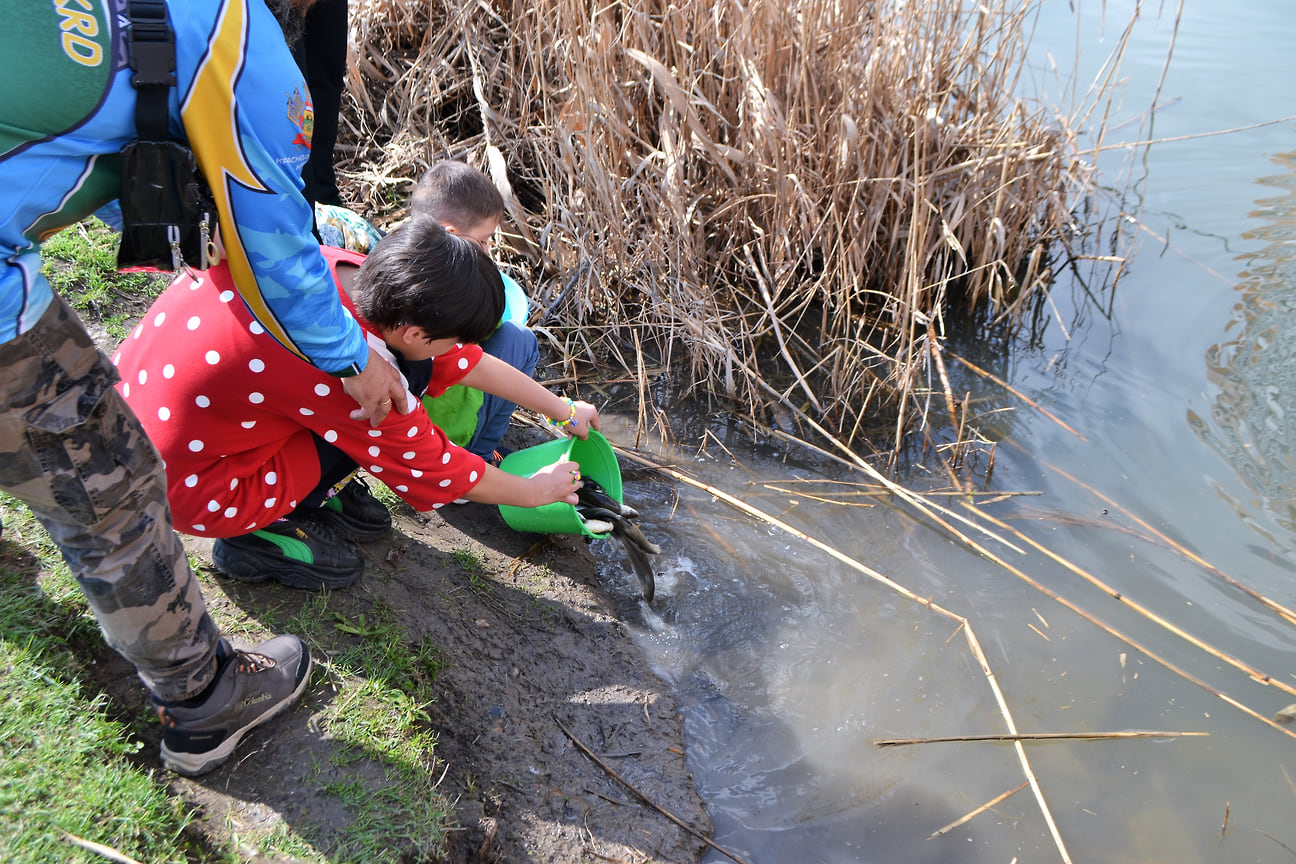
[576,478,660,602]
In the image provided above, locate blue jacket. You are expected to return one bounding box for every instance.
[0,0,366,373]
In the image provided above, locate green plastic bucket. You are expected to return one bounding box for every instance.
[497,430,623,536]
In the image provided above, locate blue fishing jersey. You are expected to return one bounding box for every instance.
[0,0,366,372]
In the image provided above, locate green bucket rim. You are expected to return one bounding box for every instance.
[497,430,622,536]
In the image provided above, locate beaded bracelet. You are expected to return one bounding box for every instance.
[546,397,578,429]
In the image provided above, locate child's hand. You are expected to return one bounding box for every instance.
[565,401,601,439]
[530,459,582,506]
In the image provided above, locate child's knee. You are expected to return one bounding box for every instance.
[484,322,539,375]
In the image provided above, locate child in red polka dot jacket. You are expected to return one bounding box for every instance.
[113,217,599,591]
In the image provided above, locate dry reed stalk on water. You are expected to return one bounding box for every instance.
[945,349,1088,441]
[1096,114,1296,152]
[874,730,1209,746]
[763,401,1026,555]
[947,502,1296,741]
[797,416,1296,740]
[968,504,1296,700]
[928,781,1029,840]
[916,331,1296,736]
[343,0,1118,455]
[999,439,1296,628]
[727,421,1296,741]
[753,477,1042,499]
[717,387,1296,752]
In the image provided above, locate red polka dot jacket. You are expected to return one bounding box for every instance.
[112,247,487,537]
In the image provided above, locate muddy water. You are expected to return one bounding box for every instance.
[589,3,1296,862]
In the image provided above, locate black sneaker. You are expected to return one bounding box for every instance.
[314,476,391,543]
[155,635,311,776]
[213,513,363,590]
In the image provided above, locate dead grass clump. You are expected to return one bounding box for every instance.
[341,0,1104,456]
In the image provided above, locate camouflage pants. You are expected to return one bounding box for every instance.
[0,294,219,701]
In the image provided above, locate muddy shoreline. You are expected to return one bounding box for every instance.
[87,460,709,862]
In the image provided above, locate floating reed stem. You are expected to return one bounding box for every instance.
[969,504,1296,699]
[940,502,1296,742]
[945,350,1088,442]
[756,411,1296,742]
[1004,440,1296,628]
[929,781,1029,840]
[754,479,1042,500]
[1094,114,1296,152]
[875,730,1209,747]
[763,420,1025,556]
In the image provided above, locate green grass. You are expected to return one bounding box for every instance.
[0,495,212,864]
[1,490,456,863]
[452,548,488,593]
[2,222,459,863]
[39,218,167,341]
[0,645,201,864]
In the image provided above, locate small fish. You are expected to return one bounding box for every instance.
[581,518,615,535]
[577,504,660,555]
[577,502,658,603]
[577,477,639,518]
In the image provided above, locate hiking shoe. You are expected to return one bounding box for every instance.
[486,446,513,467]
[314,476,392,543]
[155,635,311,776]
[213,513,363,590]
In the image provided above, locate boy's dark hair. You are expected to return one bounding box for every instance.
[352,217,505,346]
[409,160,505,229]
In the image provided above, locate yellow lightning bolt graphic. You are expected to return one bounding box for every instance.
[181,0,306,359]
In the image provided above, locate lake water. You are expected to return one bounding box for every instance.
[592,2,1296,862]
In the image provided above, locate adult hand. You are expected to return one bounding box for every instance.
[343,346,410,427]
[564,401,601,440]
[530,459,582,506]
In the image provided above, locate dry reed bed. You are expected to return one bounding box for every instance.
[342,0,1102,455]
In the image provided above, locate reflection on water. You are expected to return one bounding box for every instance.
[1191,151,1296,550]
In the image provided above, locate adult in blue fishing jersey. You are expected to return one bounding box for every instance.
[0,0,406,777]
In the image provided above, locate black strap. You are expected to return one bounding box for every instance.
[127,0,175,141]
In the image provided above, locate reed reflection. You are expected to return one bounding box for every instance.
[1190,150,1296,550]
